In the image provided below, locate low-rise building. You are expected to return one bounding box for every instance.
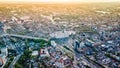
[40,48,50,57]
[32,51,38,56]
[0,47,8,68]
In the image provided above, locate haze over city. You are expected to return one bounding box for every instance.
[0,0,120,3]
[0,0,120,68]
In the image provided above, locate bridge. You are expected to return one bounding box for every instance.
[0,33,48,41]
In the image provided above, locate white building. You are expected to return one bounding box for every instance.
[12,16,18,22]
[50,31,76,38]
[51,41,57,47]
[32,51,38,56]
[1,47,8,57]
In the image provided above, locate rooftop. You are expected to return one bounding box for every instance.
[50,31,75,38]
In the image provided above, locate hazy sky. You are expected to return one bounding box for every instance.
[0,0,120,2]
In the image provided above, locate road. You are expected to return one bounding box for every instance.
[8,53,23,68]
[0,33,48,41]
[73,50,98,68]
[0,33,48,68]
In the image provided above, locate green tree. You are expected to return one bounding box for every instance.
[14,62,23,68]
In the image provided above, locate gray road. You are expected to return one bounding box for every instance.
[8,53,23,68]
[0,33,48,41]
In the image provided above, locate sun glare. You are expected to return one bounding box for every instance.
[0,0,120,3]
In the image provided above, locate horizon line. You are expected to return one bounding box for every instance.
[0,1,120,4]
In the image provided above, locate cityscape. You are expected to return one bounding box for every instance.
[0,0,120,68]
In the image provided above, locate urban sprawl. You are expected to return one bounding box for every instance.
[0,3,120,68]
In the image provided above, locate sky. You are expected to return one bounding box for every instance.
[0,0,120,3]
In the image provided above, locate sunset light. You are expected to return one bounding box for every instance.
[0,0,120,67]
[0,0,120,3]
